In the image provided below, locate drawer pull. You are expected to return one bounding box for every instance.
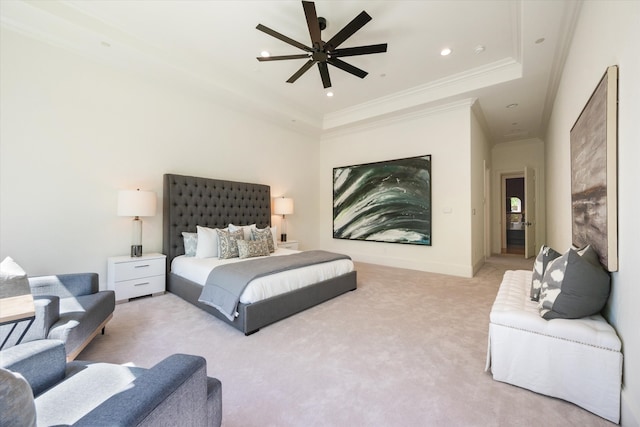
[134,264,150,268]
[134,282,150,287]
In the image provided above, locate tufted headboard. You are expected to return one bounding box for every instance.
[163,174,271,272]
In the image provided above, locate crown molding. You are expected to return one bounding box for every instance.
[323,58,522,131]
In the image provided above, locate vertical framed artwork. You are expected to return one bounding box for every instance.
[570,65,618,271]
[333,154,431,245]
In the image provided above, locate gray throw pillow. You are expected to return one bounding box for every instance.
[530,245,561,301]
[216,229,244,259]
[237,239,270,259]
[251,227,275,253]
[182,232,198,257]
[0,368,36,427]
[538,246,610,320]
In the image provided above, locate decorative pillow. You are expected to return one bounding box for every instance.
[228,223,257,240]
[237,239,270,259]
[0,367,36,427]
[195,226,222,258]
[182,232,198,257]
[0,256,31,298]
[251,227,275,253]
[530,245,561,301]
[538,246,610,320]
[216,229,244,259]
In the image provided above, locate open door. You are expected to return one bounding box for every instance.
[524,166,536,258]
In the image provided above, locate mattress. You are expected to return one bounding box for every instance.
[171,248,355,304]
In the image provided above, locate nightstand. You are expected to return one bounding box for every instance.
[107,253,166,303]
[277,240,299,250]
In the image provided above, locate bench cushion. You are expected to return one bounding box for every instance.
[487,269,622,423]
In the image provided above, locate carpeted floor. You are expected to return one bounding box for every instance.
[78,256,614,426]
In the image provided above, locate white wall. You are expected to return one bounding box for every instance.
[0,29,320,283]
[490,138,546,255]
[545,1,640,424]
[318,102,475,277]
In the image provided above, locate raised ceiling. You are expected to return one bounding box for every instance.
[0,0,580,141]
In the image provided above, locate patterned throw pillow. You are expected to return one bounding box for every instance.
[228,223,256,240]
[530,245,561,301]
[237,239,270,259]
[182,232,198,257]
[216,229,244,259]
[251,227,275,253]
[538,246,610,320]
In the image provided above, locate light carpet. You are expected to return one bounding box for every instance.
[78,256,614,426]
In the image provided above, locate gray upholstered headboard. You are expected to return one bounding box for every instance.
[163,174,271,271]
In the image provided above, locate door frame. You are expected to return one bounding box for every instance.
[500,172,524,253]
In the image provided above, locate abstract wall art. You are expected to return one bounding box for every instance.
[333,155,431,245]
[570,65,618,271]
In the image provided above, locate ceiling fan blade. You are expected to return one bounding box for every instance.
[302,1,322,49]
[257,54,310,62]
[287,59,317,83]
[331,43,388,58]
[325,11,372,51]
[327,58,368,79]
[256,23,312,52]
[318,62,332,88]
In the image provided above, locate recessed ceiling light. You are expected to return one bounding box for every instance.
[506,103,519,109]
[326,92,334,97]
[474,45,485,54]
[260,51,270,58]
[535,38,545,44]
[440,47,452,56]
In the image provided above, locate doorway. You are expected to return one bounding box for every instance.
[504,176,525,255]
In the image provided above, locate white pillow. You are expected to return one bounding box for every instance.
[0,256,31,298]
[270,226,277,248]
[228,223,256,240]
[195,226,222,258]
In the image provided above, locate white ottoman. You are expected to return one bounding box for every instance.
[486,270,622,423]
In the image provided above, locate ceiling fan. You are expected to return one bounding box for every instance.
[256,1,388,89]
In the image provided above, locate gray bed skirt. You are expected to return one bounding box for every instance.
[167,270,357,335]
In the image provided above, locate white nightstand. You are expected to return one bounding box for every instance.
[107,253,166,303]
[277,240,299,250]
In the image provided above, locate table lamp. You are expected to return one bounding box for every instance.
[274,197,294,242]
[117,189,156,257]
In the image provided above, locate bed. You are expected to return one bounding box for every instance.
[162,173,357,335]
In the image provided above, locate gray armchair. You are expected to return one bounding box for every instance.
[0,273,115,361]
[0,339,222,427]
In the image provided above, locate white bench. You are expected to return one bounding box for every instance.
[486,270,622,423]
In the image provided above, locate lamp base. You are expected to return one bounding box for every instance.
[131,245,142,257]
[280,233,287,242]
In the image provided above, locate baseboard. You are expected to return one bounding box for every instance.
[621,390,640,427]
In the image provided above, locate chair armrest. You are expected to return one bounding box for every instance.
[29,273,99,298]
[74,354,212,427]
[0,339,66,396]
[21,295,60,343]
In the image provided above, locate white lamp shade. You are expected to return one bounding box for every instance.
[117,190,157,217]
[273,197,294,215]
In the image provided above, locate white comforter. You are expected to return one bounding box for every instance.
[171,248,354,304]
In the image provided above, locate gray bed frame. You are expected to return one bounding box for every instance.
[163,174,357,335]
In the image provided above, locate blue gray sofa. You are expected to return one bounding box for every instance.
[1,273,115,361]
[0,339,222,426]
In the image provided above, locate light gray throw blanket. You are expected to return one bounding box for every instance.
[198,250,351,321]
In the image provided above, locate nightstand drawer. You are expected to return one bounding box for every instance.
[277,240,299,250]
[113,275,165,301]
[113,258,164,282]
